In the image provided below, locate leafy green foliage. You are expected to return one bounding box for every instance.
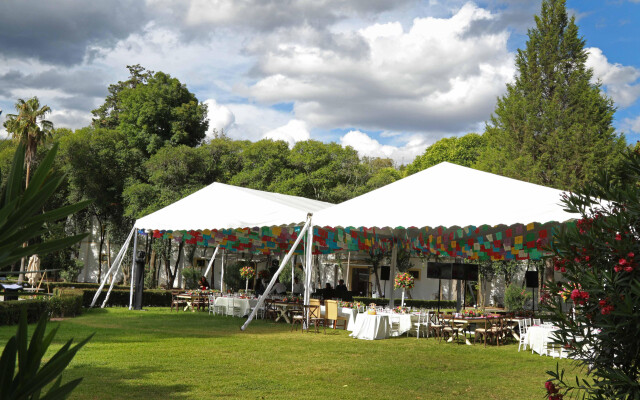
[405,133,486,176]
[503,284,531,312]
[475,0,626,191]
[0,310,92,399]
[0,143,90,269]
[181,267,200,290]
[58,259,84,283]
[541,148,640,398]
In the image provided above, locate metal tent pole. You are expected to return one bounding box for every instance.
[241,215,312,331]
[127,231,139,310]
[90,227,135,308]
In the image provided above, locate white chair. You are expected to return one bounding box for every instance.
[211,295,225,316]
[390,316,401,336]
[517,319,528,351]
[533,318,541,325]
[408,311,429,339]
[250,303,265,319]
[208,295,216,315]
[227,298,242,317]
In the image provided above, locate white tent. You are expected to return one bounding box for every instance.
[313,162,578,228]
[93,182,331,311]
[136,182,331,230]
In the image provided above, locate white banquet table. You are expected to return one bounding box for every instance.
[214,297,258,317]
[526,325,560,355]
[349,314,390,340]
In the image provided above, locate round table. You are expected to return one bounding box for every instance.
[349,314,390,340]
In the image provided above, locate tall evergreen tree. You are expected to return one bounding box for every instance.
[475,0,626,190]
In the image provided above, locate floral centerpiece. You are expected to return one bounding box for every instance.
[352,301,363,310]
[463,309,482,318]
[394,272,414,307]
[367,303,377,315]
[393,306,408,314]
[240,265,255,293]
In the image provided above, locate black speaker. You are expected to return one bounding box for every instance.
[380,266,390,281]
[525,271,539,288]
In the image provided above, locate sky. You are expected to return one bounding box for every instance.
[0,0,638,165]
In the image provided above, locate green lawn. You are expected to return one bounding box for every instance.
[0,308,580,399]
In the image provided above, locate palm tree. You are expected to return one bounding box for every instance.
[3,97,54,282]
[3,97,54,186]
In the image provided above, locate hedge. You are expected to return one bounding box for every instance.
[0,289,86,326]
[80,289,172,308]
[50,288,84,318]
[353,297,457,309]
[45,282,131,292]
[0,299,50,326]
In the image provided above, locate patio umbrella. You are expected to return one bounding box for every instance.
[26,254,41,287]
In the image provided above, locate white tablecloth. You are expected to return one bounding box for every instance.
[378,313,413,336]
[526,325,559,355]
[349,314,390,340]
[214,297,258,317]
[320,306,358,331]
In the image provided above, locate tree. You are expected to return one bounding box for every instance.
[92,65,208,156]
[2,97,53,187]
[59,127,141,282]
[119,71,208,156]
[541,148,640,399]
[405,133,486,176]
[475,0,626,191]
[91,64,153,129]
[365,243,391,297]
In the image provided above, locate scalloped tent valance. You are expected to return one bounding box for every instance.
[135,163,579,261]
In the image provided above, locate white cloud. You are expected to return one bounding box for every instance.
[246,3,515,136]
[263,119,310,146]
[340,130,428,164]
[48,109,92,130]
[622,115,640,134]
[204,99,235,137]
[587,47,640,108]
[223,103,296,141]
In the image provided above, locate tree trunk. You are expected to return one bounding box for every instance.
[167,241,183,289]
[372,264,383,296]
[97,229,105,283]
[544,258,555,287]
[17,163,32,283]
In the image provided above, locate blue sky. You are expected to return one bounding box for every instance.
[0,0,638,162]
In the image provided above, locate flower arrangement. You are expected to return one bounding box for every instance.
[257,269,270,279]
[240,266,256,279]
[463,309,481,318]
[393,272,414,290]
[352,301,363,310]
[393,306,408,314]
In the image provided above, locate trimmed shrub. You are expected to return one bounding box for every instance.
[44,282,131,292]
[0,300,50,326]
[80,289,172,308]
[50,288,84,317]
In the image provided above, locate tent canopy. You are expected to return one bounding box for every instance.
[313,162,578,229]
[135,182,332,231]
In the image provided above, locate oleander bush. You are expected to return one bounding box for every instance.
[541,149,640,399]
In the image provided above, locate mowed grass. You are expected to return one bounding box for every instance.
[0,308,581,399]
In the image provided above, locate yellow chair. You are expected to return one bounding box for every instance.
[324,300,348,330]
[308,299,325,333]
